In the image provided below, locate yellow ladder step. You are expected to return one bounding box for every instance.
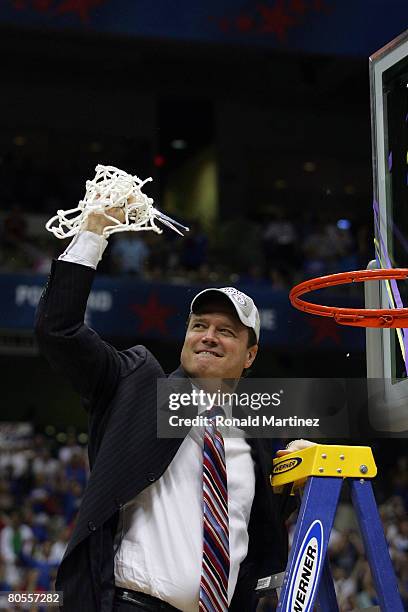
[271,444,377,490]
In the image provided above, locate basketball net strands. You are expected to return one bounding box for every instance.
[45,165,189,239]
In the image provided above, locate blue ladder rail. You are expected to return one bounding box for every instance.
[272,476,403,611]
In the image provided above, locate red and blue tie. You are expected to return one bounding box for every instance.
[199,407,229,612]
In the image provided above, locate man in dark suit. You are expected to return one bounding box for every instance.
[35,209,305,612]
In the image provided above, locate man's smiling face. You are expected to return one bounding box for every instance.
[180,299,258,380]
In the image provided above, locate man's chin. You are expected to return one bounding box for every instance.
[187,366,217,379]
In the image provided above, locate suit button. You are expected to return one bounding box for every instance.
[147,473,156,483]
[88,521,96,532]
[115,498,123,509]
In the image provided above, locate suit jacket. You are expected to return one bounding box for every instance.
[35,260,294,612]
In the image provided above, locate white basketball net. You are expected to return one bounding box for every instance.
[45,164,188,239]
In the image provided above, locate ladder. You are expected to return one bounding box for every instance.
[256,444,403,612]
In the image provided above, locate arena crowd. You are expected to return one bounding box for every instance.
[0,428,406,611]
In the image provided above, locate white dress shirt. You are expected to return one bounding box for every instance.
[58,230,108,269]
[59,232,256,611]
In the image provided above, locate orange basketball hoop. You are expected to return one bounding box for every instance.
[289,269,408,328]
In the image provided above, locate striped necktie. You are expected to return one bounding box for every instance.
[199,407,229,612]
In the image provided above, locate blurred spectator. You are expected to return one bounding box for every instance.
[302,216,357,278]
[325,221,357,273]
[64,453,87,490]
[49,527,70,564]
[394,518,408,552]
[0,560,12,591]
[262,208,298,270]
[270,266,292,290]
[214,218,264,275]
[0,479,14,514]
[23,239,54,275]
[61,481,83,526]
[58,433,82,465]
[0,509,33,589]
[111,234,149,277]
[0,510,33,563]
[32,448,59,482]
[20,540,59,591]
[356,223,373,269]
[302,219,333,276]
[179,220,208,272]
[2,206,28,246]
[239,265,266,286]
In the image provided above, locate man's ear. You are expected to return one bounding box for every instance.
[244,344,258,369]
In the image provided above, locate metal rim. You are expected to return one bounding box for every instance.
[289,269,408,328]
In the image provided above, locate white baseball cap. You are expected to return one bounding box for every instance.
[190,287,260,342]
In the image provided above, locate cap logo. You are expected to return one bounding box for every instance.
[223,287,247,306]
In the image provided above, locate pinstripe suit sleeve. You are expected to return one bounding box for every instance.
[35,259,141,406]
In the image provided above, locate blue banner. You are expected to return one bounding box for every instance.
[3,272,365,350]
[0,0,407,57]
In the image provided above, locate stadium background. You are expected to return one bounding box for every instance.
[0,1,407,609]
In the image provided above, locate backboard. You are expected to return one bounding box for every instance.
[366,29,408,432]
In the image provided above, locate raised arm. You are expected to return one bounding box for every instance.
[34,208,144,406]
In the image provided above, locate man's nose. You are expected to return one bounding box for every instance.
[202,326,218,343]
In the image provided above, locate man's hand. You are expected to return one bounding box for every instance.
[275,439,317,457]
[82,206,126,235]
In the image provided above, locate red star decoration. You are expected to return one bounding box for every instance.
[236,14,255,32]
[257,0,295,41]
[55,0,106,23]
[308,317,342,346]
[130,293,175,336]
[289,0,308,16]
